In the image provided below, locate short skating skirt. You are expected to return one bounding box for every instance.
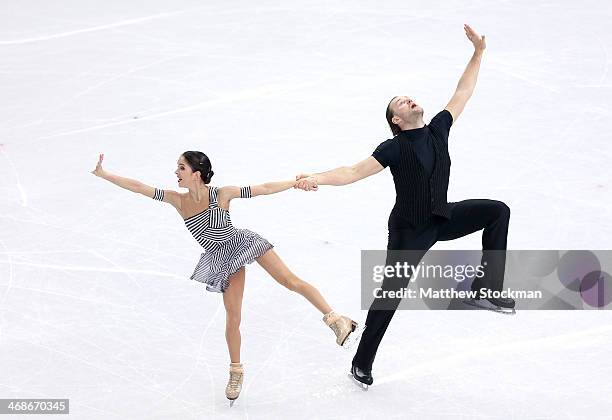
[190,228,273,293]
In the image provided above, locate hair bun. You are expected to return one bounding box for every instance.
[181,150,213,184]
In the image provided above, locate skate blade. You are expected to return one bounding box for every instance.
[228,398,237,407]
[463,299,516,315]
[347,373,369,391]
[341,322,364,350]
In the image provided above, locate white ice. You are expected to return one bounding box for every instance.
[1,1,612,419]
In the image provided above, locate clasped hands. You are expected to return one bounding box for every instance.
[294,174,318,191]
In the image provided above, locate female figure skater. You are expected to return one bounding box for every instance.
[91,151,358,405]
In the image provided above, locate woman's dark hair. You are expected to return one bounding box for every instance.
[386,96,401,136]
[182,151,214,184]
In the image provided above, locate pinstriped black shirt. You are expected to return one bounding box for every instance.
[373,110,454,229]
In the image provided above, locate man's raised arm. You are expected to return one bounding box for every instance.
[445,24,487,122]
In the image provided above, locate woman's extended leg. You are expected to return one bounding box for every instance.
[223,267,245,363]
[256,249,332,314]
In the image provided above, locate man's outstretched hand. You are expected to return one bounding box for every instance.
[294,173,318,191]
[464,24,486,51]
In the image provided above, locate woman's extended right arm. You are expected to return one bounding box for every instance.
[91,153,182,210]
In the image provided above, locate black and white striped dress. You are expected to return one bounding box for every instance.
[154,186,273,292]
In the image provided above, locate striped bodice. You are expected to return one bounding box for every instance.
[183,187,238,249]
[152,186,252,251]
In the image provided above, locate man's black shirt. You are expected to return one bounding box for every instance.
[372,110,453,229]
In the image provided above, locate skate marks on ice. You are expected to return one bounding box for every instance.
[237,310,316,408]
[232,327,371,410]
[375,323,612,387]
[0,143,28,206]
[32,77,330,142]
[0,5,236,45]
[310,374,372,399]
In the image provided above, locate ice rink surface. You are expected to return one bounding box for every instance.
[1,1,612,418]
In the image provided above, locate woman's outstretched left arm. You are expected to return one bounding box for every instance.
[218,179,297,203]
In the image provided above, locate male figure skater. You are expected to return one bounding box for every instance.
[296,24,515,387]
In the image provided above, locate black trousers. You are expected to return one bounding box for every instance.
[352,199,511,371]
